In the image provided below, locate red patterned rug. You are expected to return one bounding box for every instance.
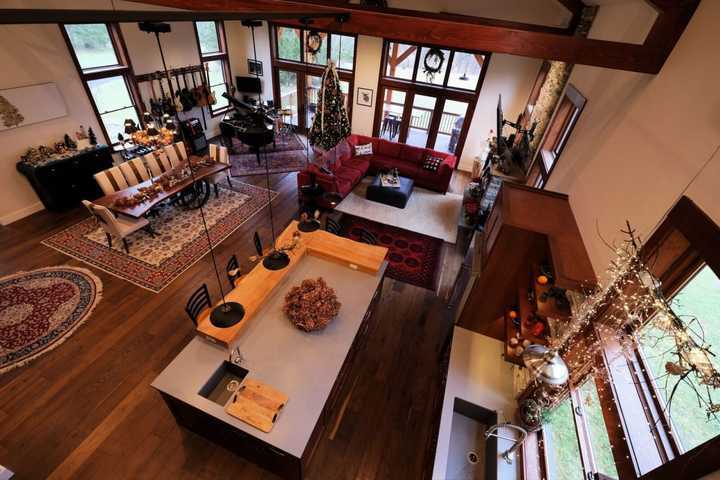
[0,266,102,374]
[227,134,309,176]
[42,182,275,293]
[340,215,443,290]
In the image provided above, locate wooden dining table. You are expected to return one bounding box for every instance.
[94,158,229,218]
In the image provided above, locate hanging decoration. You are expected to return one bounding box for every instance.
[307,61,351,151]
[422,48,445,83]
[305,30,323,55]
[542,221,720,422]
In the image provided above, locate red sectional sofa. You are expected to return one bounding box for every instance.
[297,134,457,200]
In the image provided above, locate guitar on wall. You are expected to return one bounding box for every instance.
[203,63,217,106]
[180,70,195,112]
[170,72,183,113]
[148,73,163,118]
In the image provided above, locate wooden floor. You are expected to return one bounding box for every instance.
[0,170,469,479]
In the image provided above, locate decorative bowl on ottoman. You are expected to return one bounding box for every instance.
[283,277,341,332]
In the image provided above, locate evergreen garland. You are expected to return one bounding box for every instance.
[307,62,351,151]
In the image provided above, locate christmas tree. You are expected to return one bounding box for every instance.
[307,62,350,151]
[0,94,24,128]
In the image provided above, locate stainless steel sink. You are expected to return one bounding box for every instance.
[445,399,498,480]
[198,361,248,407]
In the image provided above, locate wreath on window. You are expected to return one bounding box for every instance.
[306,30,323,55]
[423,48,445,82]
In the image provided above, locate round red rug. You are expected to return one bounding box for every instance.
[0,266,102,374]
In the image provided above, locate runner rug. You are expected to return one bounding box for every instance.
[0,266,102,374]
[340,215,443,291]
[42,182,275,293]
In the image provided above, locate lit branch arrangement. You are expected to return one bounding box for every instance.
[545,221,720,423]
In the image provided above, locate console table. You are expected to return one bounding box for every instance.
[16,145,113,211]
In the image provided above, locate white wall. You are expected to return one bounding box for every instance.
[225,20,274,105]
[350,35,383,136]
[0,24,103,225]
[459,54,542,171]
[545,0,720,277]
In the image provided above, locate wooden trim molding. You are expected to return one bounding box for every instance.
[126,0,700,74]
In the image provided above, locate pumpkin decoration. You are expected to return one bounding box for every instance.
[536,275,549,285]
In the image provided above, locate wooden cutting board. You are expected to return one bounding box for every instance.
[225,379,288,433]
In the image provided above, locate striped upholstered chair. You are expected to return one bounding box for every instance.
[118,158,151,186]
[208,143,232,196]
[163,142,188,166]
[94,166,129,195]
[143,150,174,177]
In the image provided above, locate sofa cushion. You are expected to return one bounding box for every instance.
[400,144,426,164]
[422,155,443,172]
[377,139,403,158]
[335,176,354,197]
[354,143,373,156]
[335,166,363,185]
[336,139,352,162]
[344,157,370,175]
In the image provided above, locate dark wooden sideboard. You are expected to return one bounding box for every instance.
[16,145,113,211]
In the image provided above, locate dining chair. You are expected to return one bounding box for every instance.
[118,158,151,186]
[164,141,187,167]
[226,254,244,289]
[325,216,342,236]
[185,283,212,327]
[94,166,130,195]
[208,143,232,197]
[82,200,153,254]
[358,228,378,245]
[144,150,173,177]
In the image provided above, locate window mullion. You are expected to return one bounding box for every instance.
[570,385,599,478]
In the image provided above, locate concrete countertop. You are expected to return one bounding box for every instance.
[152,255,387,458]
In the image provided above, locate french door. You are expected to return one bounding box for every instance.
[274,67,352,133]
[375,86,471,156]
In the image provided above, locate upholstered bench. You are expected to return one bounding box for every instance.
[366,174,414,208]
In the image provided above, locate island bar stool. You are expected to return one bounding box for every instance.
[208,143,232,197]
[81,200,152,254]
[358,229,378,245]
[94,165,130,195]
[118,158,151,186]
[185,283,212,327]
[226,254,245,289]
[325,216,341,236]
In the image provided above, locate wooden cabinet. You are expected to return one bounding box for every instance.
[458,182,595,340]
[16,145,113,211]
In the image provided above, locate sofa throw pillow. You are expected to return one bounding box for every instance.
[355,143,373,156]
[423,155,443,172]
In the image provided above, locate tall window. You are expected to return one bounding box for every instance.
[270,24,356,132]
[528,83,586,188]
[194,21,232,115]
[375,40,489,158]
[62,23,140,145]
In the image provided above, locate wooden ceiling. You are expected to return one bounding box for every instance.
[3,0,700,73]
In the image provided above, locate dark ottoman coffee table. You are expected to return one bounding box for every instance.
[366,174,414,208]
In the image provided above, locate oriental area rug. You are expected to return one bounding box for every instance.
[340,215,443,291]
[42,182,275,293]
[227,134,309,176]
[0,266,102,374]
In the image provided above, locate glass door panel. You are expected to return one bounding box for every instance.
[278,69,299,126]
[434,99,469,154]
[406,94,436,148]
[379,88,406,142]
[305,75,321,129]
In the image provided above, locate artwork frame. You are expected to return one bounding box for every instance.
[357,87,373,107]
[248,59,263,77]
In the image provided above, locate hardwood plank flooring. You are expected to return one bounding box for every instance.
[0,170,468,480]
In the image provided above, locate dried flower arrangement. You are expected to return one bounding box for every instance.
[283,277,341,332]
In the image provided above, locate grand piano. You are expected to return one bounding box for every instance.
[220,92,275,164]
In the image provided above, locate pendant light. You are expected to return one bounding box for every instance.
[143,20,245,327]
[522,344,569,386]
[246,19,290,271]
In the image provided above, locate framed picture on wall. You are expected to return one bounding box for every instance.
[248,59,263,76]
[357,88,373,107]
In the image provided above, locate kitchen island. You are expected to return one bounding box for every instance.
[152,223,388,479]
